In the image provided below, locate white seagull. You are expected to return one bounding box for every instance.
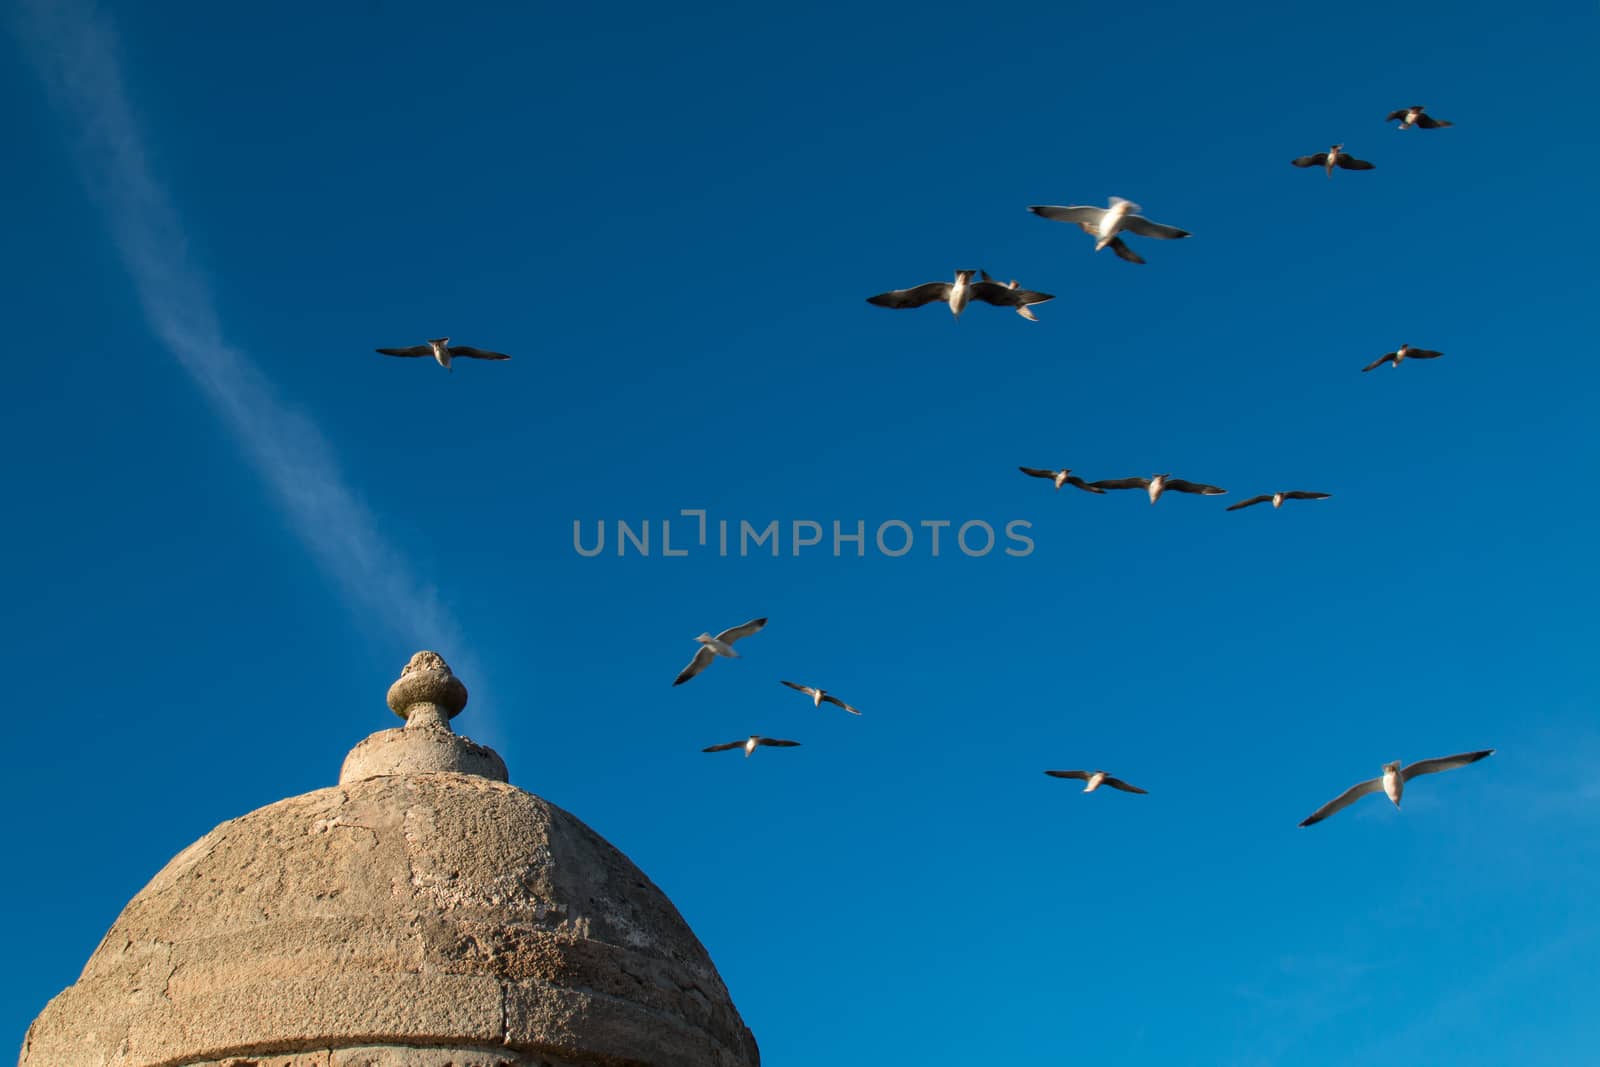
[1018,467,1106,494]
[703,735,802,758]
[1088,473,1227,503]
[672,617,768,686]
[780,680,862,715]
[375,336,511,372]
[1299,749,1494,827]
[1363,343,1443,372]
[1227,491,1331,512]
[1027,197,1191,262]
[1044,769,1149,794]
[867,270,1054,320]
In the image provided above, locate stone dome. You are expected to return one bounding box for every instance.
[19,653,760,1067]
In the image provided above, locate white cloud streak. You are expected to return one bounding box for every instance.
[17,1,474,677]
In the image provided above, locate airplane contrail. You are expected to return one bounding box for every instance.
[17,0,486,713]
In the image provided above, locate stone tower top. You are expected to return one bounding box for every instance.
[340,651,507,784]
[18,650,761,1066]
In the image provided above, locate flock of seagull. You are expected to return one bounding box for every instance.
[376,104,1489,828]
[861,126,1452,390]
[880,116,1456,545]
[673,608,1494,827]
[670,616,866,760]
[1018,468,1332,512]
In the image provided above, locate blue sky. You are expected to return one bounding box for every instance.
[4,0,1599,1062]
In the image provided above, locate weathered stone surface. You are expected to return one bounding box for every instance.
[19,774,759,1067]
[339,722,508,784]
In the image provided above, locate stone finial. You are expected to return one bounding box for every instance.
[386,650,468,726]
[341,651,507,784]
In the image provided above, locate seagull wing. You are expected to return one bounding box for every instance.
[867,282,952,309]
[715,617,768,644]
[1019,467,1061,481]
[968,281,1025,306]
[1299,777,1385,827]
[1401,749,1494,781]
[822,693,863,715]
[757,738,802,748]
[447,346,511,360]
[970,281,1054,308]
[1044,770,1092,781]
[375,346,433,358]
[674,645,717,686]
[1406,348,1444,360]
[1121,215,1192,240]
[1105,237,1146,264]
[702,740,746,753]
[1362,353,1397,372]
[1291,153,1329,168]
[1029,205,1105,226]
[1415,114,1452,129]
[1227,495,1272,511]
[1166,479,1226,496]
[1065,475,1106,494]
[1088,477,1151,491]
[1103,776,1148,794]
[781,680,819,698]
[1282,491,1331,501]
[1336,154,1376,170]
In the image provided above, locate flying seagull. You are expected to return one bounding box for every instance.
[1291,144,1376,177]
[780,680,862,715]
[1027,197,1191,262]
[672,617,768,686]
[1386,106,1452,130]
[1018,467,1106,494]
[1044,769,1149,794]
[1227,491,1331,512]
[979,270,1049,320]
[867,270,1054,320]
[1088,474,1227,503]
[703,736,802,758]
[1299,750,1493,827]
[374,337,511,372]
[1363,344,1443,372]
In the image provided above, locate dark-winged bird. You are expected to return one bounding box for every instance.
[1386,105,1452,130]
[1018,467,1106,494]
[1291,144,1376,177]
[375,336,510,372]
[780,681,863,715]
[867,269,1054,320]
[703,736,802,759]
[1227,491,1331,512]
[1088,473,1226,503]
[1362,344,1443,372]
